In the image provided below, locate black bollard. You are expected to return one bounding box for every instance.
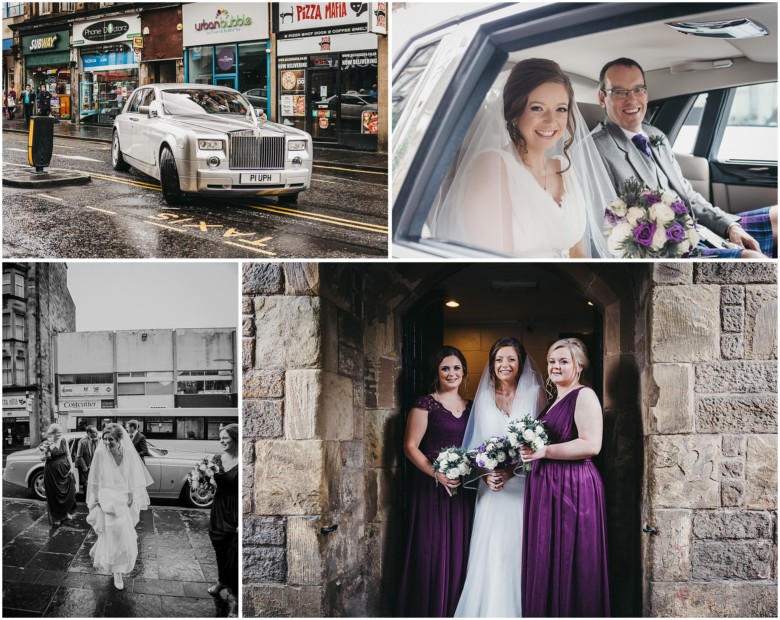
[27,115,55,172]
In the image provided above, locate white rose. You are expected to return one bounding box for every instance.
[651,225,667,251]
[448,451,460,462]
[608,222,633,255]
[535,425,543,434]
[486,458,498,469]
[660,190,678,206]
[459,463,471,475]
[522,429,535,441]
[626,206,645,227]
[446,468,459,479]
[507,434,520,447]
[532,439,544,452]
[608,198,628,216]
[677,240,691,255]
[649,201,675,225]
[496,451,506,462]
[688,227,700,247]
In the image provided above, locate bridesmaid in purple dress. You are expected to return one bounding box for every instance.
[397,346,476,617]
[520,338,610,617]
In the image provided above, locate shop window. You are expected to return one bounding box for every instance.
[177,418,204,440]
[118,382,144,395]
[340,52,378,136]
[189,46,214,85]
[238,42,267,104]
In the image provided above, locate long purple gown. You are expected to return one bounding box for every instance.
[396,395,476,617]
[522,386,610,617]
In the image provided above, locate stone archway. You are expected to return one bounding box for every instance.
[242,262,776,618]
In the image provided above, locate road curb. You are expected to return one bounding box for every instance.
[3,168,92,188]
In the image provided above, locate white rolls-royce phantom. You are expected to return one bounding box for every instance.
[111,83,313,205]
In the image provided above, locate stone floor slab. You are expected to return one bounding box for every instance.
[1,581,58,612]
[42,586,107,617]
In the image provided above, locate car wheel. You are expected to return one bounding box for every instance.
[160,146,184,206]
[111,131,130,172]
[182,480,215,509]
[278,192,299,205]
[30,470,46,500]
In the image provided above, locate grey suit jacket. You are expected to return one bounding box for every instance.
[591,118,739,237]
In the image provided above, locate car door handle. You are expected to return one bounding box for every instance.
[129,117,139,122]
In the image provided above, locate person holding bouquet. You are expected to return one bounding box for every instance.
[521,338,610,616]
[40,423,77,526]
[455,337,546,616]
[208,423,239,618]
[86,423,153,590]
[397,346,475,617]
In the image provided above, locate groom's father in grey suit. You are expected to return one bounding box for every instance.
[591,57,776,258]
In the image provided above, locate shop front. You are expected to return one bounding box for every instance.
[274,2,384,150]
[21,29,71,120]
[2,394,30,453]
[182,2,270,114]
[73,15,141,125]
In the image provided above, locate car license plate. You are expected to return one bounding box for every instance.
[240,173,281,184]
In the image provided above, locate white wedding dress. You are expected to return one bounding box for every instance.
[427,67,615,258]
[455,358,546,617]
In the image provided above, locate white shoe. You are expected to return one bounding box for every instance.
[113,572,124,590]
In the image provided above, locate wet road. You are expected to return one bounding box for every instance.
[2,133,389,258]
[2,498,228,617]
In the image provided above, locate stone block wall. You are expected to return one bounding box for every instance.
[643,263,777,617]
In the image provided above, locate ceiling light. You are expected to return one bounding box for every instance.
[445,300,460,308]
[587,301,593,307]
[666,18,768,39]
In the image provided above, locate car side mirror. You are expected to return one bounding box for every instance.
[140,101,162,118]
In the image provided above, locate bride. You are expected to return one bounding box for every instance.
[427,58,614,258]
[455,337,546,617]
[86,423,153,590]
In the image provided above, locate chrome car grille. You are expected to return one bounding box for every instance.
[229,135,285,170]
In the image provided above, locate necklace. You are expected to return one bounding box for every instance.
[495,388,516,415]
[522,157,547,190]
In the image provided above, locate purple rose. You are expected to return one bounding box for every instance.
[633,220,657,247]
[671,200,688,215]
[604,209,626,227]
[643,192,662,205]
[666,221,686,243]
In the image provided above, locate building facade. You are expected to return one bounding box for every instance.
[241,262,777,618]
[55,327,238,444]
[2,263,76,453]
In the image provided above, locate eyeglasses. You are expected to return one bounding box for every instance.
[602,86,648,99]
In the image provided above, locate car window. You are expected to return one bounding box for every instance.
[125,89,145,114]
[160,89,250,116]
[392,42,438,129]
[141,89,156,107]
[672,93,707,155]
[716,82,777,162]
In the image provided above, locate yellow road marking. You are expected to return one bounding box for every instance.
[36,194,63,202]
[85,206,117,215]
[247,202,387,233]
[224,241,276,256]
[184,222,223,231]
[89,171,161,191]
[314,164,387,176]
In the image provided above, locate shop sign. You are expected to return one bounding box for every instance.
[101,399,116,409]
[278,56,308,71]
[60,399,101,410]
[368,2,387,35]
[182,3,269,47]
[216,47,236,71]
[281,94,306,117]
[82,46,135,71]
[2,395,26,410]
[22,30,70,55]
[275,2,369,39]
[341,51,377,68]
[73,15,141,47]
[59,384,113,397]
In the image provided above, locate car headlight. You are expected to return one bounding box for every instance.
[287,140,307,151]
[198,139,224,150]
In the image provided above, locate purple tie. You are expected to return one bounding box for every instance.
[632,134,652,158]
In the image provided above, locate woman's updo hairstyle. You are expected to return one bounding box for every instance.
[547,338,590,375]
[102,423,125,442]
[503,58,576,173]
[487,336,526,388]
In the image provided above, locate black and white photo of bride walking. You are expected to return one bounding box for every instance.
[2,262,239,617]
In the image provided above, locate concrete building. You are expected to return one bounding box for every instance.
[2,263,76,453]
[241,262,777,618]
[55,327,237,450]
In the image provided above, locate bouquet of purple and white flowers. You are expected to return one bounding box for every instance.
[189,454,222,494]
[432,446,472,496]
[507,415,550,472]
[469,435,519,471]
[604,178,700,258]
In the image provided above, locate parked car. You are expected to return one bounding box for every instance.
[3,432,215,509]
[315,92,378,119]
[111,83,313,205]
[392,2,778,257]
[242,87,268,113]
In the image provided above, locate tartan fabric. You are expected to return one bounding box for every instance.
[697,207,774,258]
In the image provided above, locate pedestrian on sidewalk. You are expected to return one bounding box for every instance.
[21,85,34,122]
[37,84,52,117]
[208,423,239,618]
[6,84,17,120]
[39,423,77,526]
[75,426,99,494]
[86,423,153,591]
